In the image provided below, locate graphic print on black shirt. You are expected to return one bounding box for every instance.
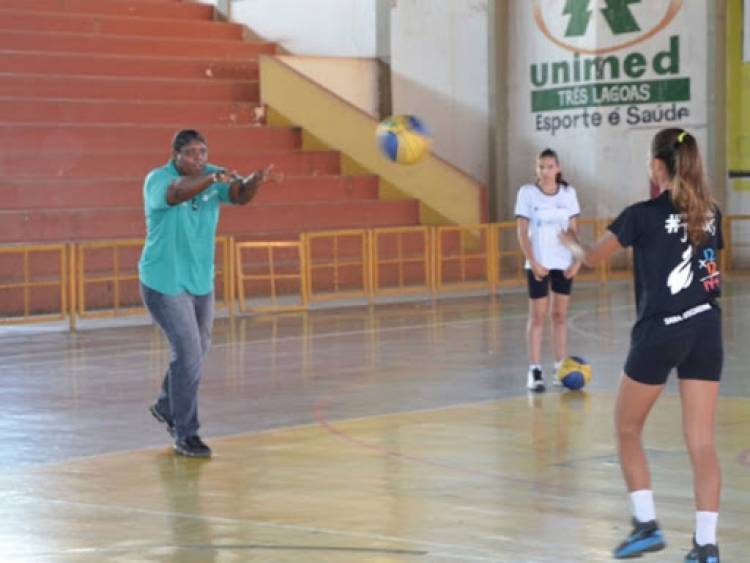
[608,190,722,324]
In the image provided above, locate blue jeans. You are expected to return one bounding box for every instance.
[140,283,214,439]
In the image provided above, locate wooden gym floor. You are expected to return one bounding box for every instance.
[1,280,748,562]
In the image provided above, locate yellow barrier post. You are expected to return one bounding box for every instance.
[68,243,76,331]
[228,236,236,316]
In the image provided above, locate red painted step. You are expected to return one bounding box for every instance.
[238,176,380,205]
[0,74,259,102]
[220,201,420,236]
[0,30,275,58]
[0,51,259,80]
[0,124,300,151]
[0,150,341,177]
[0,176,379,209]
[0,98,260,125]
[0,10,244,40]
[0,200,420,242]
[0,0,214,20]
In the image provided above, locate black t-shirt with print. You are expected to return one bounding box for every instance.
[608,190,722,325]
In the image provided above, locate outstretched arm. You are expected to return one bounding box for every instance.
[230,165,274,205]
[559,228,623,268]
[167,170,233,205]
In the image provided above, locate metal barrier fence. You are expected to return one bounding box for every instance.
[304,229,370,303]
[371,225,433,297]
[0,243,68,325]
[235,240,306,313]
[72,237,232,328]
[1,216,748,327]
[435,224,493,294]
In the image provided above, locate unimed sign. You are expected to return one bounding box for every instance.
[507,0,708,217]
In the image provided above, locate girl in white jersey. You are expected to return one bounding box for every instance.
[560,129,723,563]
[514,148,581,392]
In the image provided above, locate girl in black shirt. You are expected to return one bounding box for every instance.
[560,128,722,563]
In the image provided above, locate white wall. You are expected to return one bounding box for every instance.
[229,0,380,56]
[191,0,226,15]
[390,0,490,184]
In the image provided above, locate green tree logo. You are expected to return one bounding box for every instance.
[564,0,641,37]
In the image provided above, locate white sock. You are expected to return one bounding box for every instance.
[529,364,541,372]
[695,511,718,546]
[554,360,562,372]
[630,489,656,522]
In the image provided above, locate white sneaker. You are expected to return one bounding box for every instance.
[526,367,545,392]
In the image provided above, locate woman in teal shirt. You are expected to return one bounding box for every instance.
[139,129,270,458]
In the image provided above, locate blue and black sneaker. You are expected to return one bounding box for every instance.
[613,518,666,559]
[684,536,719,563]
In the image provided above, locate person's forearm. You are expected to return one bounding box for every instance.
[517,230,537,266]
[566,232,622,267]
[232,172,262,205]
[167,172,219,205]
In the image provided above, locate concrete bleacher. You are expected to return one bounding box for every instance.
[0,0,420,247]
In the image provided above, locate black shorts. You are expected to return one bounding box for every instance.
[526,269,573,299]
[624,304,723,385]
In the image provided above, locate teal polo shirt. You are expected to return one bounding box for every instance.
[138,160,232,296]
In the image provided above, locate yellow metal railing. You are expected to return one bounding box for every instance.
[73,237,233,324]
[0,244,68,324]
[1,215,748,326]
[215,236,232,310]
[491,221,525,289]
[304,229,370,303]
[434,224,493,293]
[371,226,433,296]
[75,239,144,320]
[235,240,306,312]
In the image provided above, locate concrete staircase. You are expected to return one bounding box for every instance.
[0,0,420,245]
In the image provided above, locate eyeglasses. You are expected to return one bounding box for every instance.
[179,146,208,158]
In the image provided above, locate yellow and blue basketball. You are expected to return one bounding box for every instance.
[375,114,431,165]
[557,356,592,390]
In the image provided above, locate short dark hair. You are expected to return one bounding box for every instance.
[172,129,207,153]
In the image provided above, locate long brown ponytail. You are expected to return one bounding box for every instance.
[651,128,714,247]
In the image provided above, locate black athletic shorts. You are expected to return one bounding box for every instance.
[624,303,723,385]
[526,268,573,299]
